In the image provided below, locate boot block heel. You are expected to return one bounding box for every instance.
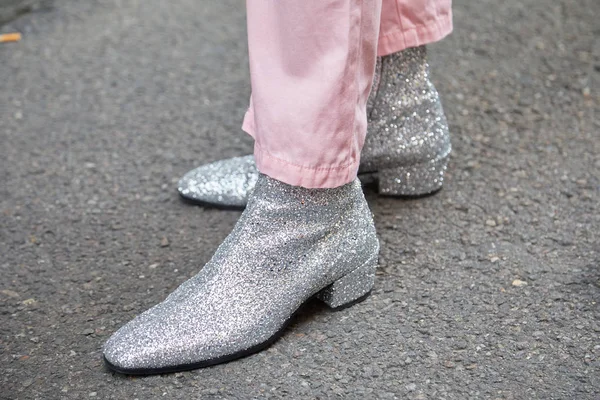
[378,154,449,197]
[316,256,377,310]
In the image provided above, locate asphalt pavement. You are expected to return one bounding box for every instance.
[1,0,599,398]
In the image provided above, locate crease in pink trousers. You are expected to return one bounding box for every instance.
[242,0,452,188]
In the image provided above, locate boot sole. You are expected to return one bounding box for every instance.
[104,254,378,375]
[178,192,247,211]
[178,154,448,209]
[103,291,371,376]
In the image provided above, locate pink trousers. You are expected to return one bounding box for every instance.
[242,0,452,188]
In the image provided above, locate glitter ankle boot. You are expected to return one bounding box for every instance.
[103,174,379,374]
[178,46,451,209]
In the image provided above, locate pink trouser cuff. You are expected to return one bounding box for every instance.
[377,10,453,56]
[243,112,359,188]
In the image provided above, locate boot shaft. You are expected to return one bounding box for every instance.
[362,46,451,172]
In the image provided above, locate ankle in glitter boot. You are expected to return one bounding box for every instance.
[178,46,451,208]
[103,174,379,374]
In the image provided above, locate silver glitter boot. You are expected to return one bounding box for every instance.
[103,174,379,374]
[360,45,451,196]
[178,46,451,208]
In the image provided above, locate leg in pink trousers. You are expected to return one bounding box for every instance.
[243,0,452,189]
[243,0,382,189]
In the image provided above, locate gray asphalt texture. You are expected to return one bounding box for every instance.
[0,0,45,25]
[1,0,599,399]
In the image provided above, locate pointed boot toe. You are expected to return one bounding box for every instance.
[177,155,258,209]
